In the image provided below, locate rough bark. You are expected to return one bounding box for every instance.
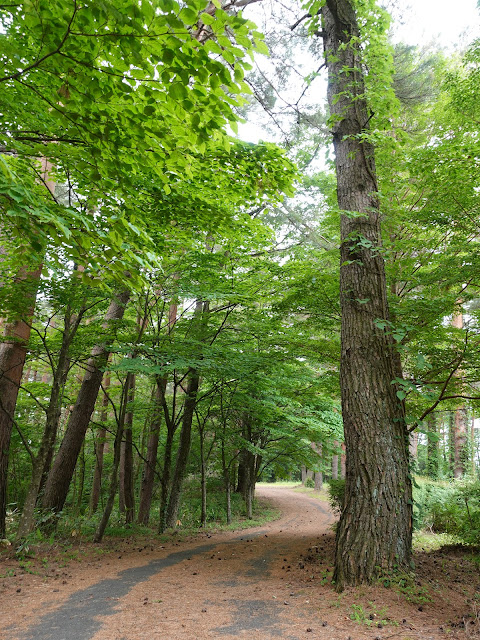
[321,0,412,590]
[41,290,130,514]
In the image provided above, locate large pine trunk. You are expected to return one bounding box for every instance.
[322,0,412,590]
[41,290,130,514]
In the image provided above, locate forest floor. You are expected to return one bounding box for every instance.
[1,485,480,640]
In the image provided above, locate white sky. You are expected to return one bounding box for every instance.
[238,0,479,143]
[391,0,479,49]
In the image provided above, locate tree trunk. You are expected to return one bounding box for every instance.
[90,374,111,514]
[75,441,86,513]
[427,414,439,479]
[123,374,135,524]
[332,440,339,480]
[340,442,346,479]
[236,454,247,494]
[314,471,323,492]
[301,465,307,485]
[199,424,208,528]
[16,309,74,539]
[0,267,42,538]
[0,157,55,538]
[165,369,200,528]
[221,442,232,525]
[137,378,164,525]
[321,0,412,590]
[93,373,131,543]
[41,290,130,514]
[454,407,468,479]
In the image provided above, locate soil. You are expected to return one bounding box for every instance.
[1,486,479,640]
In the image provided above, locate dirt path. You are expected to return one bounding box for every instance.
[2,487,479,640]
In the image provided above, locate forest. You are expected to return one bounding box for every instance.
[0,0,480,598]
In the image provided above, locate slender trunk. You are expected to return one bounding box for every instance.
[159,421,175,533]
[449,411,455,475]
[41,290,130,514]
[165,370,200,528]
[332,440,339,480]
[137,379,164,525]
[93,374,130,543]
[340,442,346,479]
[75,441,86,513]
[0,158,54,538]
[118,442,126,513]
[200,426,207,527]
[164,299,206,529]
[123,374,135,523]
[471,414,476,477]
[221,442,232,525]
[0,268,42,538]
[322,0,412,590]
[427,414,439,479]
[454,407,468,479]
[236,454,247,494]
[409,431,418,462]
[301,465,307,485]
[16,310,74,539]
[90,375,111,514]
[245,451,256,520]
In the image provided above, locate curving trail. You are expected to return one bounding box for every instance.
[8,487,334,640]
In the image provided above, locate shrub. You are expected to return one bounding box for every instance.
[328,478,345,515]
[304,477,315,489]
[413,476,480,545]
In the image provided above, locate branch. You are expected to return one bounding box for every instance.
[0,1,78,83]
[408,332,470,432]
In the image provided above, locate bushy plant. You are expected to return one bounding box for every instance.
[328,478,345,515]
[413,476,480,545]
[304,476,315,489]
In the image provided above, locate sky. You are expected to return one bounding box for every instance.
[392,0,479,49]
[238,0,480,144]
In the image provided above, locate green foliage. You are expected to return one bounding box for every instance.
[413,477,480,545]
[328,478,345,515]
[304,476,315,489]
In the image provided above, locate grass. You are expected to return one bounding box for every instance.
[413,530,460,552]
